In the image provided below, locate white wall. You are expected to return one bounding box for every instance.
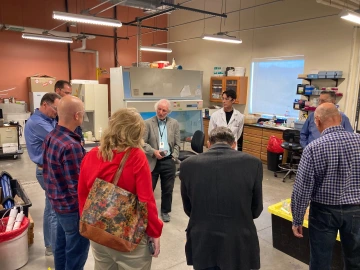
[167,0,358,122]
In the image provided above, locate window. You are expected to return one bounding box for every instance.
[249,56,305,118]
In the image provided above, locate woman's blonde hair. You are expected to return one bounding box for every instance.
[98,108,145,161]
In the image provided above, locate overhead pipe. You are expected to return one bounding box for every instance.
[316,0,359,10]
[1,23,95,39]
[73,39,100,80]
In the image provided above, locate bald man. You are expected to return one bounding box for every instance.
[291,103,360,269]
[42,95,89,270]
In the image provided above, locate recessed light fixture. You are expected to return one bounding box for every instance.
[339,9,360,25]
[22,33,73,43]
[202,34,242,44]
[140,46,172,53]
[53,11,122,27]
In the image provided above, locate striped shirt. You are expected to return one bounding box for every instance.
[42,125,85,214]
[291,126,360,226]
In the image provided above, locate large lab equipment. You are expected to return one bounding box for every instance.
[71,81,108,141]
[110,67,204,139]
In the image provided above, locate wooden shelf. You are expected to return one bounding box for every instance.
[210,76,248,104]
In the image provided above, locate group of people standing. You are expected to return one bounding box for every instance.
[23,83,360,270]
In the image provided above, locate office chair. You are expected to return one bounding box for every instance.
[277,129,302,182]
[178,130,205,161]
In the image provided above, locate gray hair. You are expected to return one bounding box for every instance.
[154,99,172,113]
[209,127,235,145]
[320,90,336,102]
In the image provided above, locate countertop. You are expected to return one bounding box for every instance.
[244,123,293,131]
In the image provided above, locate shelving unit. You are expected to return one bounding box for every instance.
[297,77,345,87]
[210,76,248,104]
[294,77,345,113]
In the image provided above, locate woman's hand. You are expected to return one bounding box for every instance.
[150,237,160,257]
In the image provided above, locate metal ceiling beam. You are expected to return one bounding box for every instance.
[80,32,129,40]
[122,23,168,31]
[160,2,227,18]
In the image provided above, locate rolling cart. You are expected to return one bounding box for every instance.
[0,124,24,159]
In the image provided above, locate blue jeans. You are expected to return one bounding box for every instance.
[36,166,57,251]
[55,211,90,270]
[309,202,360,270]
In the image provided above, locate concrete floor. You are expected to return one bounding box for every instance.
[0,149,308,270]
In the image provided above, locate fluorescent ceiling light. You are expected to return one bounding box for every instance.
[22,33,73,43]
[53,11,122,27]
[339,9,360,25]
[202,34,242,44]
[140,46,172,53]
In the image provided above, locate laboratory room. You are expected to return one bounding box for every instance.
[0,0,359,269]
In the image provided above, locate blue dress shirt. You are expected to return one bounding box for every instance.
[24,109,57,166]
[158,118,170,157]
[300,111,353,148]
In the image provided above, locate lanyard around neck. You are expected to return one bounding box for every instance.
[158,120,166,139]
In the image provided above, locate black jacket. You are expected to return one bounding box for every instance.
[180,143,263,270]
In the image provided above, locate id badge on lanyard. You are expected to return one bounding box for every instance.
[159,141,165,149]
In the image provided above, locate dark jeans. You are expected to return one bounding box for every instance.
[55,212,90,270]
[152,157,176,213]
[309,202,360,270]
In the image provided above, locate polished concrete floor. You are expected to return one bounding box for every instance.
[0,149,308,270]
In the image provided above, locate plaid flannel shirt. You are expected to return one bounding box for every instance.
[43,125,86,214]
[291,126,360,226]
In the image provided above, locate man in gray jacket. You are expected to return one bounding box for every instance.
[180,127,263,270]
[143,99,181,222]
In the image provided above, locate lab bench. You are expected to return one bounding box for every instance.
[242,124,291,164]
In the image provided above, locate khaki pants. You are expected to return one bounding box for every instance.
[91,236,152,270]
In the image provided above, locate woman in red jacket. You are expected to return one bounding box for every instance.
[78,108,163,270]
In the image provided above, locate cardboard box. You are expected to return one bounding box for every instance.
[2,142,18,153]
[28,76,56,92]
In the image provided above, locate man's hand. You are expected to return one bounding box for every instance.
[154,150,164,160]
[292,225,303,238]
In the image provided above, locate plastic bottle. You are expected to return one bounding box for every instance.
[6,206,18,232]
[12,210,24,230]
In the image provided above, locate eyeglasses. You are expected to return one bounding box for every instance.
[46,102,57,111]
[222,97,233,101]
[318,99,331,104]
[61,88,72,95]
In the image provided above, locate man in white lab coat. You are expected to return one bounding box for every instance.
[208,90,244,149]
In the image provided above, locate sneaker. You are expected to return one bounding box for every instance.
[161,212,170,222]
[45,246,53,256]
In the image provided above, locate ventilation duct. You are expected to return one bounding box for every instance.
[100,0,175,12]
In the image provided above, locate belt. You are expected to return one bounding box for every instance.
[37,165,43,169]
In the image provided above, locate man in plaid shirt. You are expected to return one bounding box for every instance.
[43,95,89,270]
[291,102,360,269]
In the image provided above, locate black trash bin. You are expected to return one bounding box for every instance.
[267,151,283,172]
